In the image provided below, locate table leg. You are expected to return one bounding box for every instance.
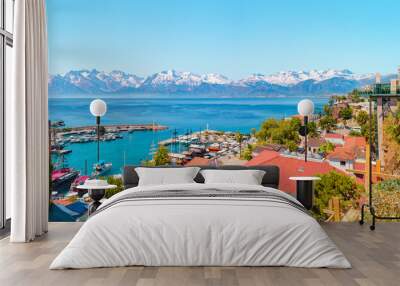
[296,180,314,210]
[88,189,105,215]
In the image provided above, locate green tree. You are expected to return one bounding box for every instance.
[256,118,300,150]
[271,118,300,148]
[318,141,335,154]
[323,104,332,116]
[360,113,377,147]
[256,118,279,143]
[386,103,400,144]
[242,144,253,160]
[356,110,368,126]
[154,145,170,166]
[286,141,298,152]
[319,115,337,132]
[235,131,244,157]
[339,106,353,122]
[312,171,362,220]
[306,121,318,138]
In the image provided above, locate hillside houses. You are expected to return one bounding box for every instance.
[248,132,368,193]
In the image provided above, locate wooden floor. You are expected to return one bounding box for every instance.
[0,222,399,286]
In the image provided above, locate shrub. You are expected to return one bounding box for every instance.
[104,176,124,199]
[318,141,335,154]
[349,130,362,137]
[242,144,253,160]
[154,145,170,166]
[372,179,400,218]
[312,171,363,220]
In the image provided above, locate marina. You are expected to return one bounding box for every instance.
[51,123,167,152]
[50,122,168,202]
[47,97,327,222]
[52,123,167,144]
[160,130,254,165]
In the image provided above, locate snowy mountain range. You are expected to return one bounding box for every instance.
[48,69,395,96]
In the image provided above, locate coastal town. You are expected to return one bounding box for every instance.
[49,69,400,223]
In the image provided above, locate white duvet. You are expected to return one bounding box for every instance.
[50,183,351,269]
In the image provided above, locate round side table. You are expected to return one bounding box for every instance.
[289,176,321,210]
[77,182,117,215]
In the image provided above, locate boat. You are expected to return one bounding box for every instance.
[51,120,65,128]
[189,144,206,155]
[57,149,72,155]
[51,153,79,194]
[52,168,79,191]
[207,143,220,152]
[92,160,112,177]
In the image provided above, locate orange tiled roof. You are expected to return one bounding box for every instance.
[324,133,344,139]
[326,147,356,161]
[246,150,342,194]
[248,150,280,165]
[344,136,366,148]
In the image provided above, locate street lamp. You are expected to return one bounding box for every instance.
[298,99,314,162]
[90,99,107,162]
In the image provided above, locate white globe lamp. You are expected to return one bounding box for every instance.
[90,99,107,117]
[90,99,107,163]
[297,99,314,162]
[297,99,314,116]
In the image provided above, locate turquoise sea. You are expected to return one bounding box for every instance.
[49,95,328,175]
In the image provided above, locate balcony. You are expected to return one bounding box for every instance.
[359,83,400,96]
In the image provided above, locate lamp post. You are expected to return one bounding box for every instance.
[90,99,107,162]
[298,99,314,162]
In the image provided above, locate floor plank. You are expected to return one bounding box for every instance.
[0,222,399,286]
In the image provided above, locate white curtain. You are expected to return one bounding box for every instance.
[8,0,49,242]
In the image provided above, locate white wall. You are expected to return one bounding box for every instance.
[328,159,354,172]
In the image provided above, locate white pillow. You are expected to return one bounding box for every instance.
[135,167,200,186]
[200,169,266,185]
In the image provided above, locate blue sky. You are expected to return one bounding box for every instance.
[47,0,400,79]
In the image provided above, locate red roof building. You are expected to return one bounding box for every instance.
[325,133,344,139]
[344,136,366,148]
[352,161,380,185]
[326,147,357,161]
[246,150,342,194]
[325,135,366,172]
[324,133,345,146]
[303,137,326,154]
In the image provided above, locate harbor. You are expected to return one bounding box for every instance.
[160,129,254,165]
[50,122,168,202]
[51,122,168,154]
[47,96,327,222]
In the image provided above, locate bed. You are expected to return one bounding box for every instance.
[50,165,351,269]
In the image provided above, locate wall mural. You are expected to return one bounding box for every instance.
[47,1,400,223]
